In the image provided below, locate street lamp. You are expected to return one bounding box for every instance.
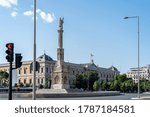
[124,16,140,98]
[33,0,36,100]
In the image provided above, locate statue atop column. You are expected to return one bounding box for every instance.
[51,17,69,89]
[59,17,64,30]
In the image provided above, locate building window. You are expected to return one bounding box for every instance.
[29,79,32,84]
[18,69,21,74]
[41,79,43,84]
[24,79,26,84]
[37,68,39,73]
[18,79,21,84]
[50,68,52,73]
[41,68,43,73]
[24,68,26,74]
[30,67,32,74]
[38,79,40,84]
[46,67,48,73]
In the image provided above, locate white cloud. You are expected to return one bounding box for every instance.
[23,9,55,24]
[0,0,17,8]
[39,11,55,23]
[23,10,33,16]
[36,9,41,13]
[11,11,17,17]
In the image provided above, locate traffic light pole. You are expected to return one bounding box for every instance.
[8,62,12,100]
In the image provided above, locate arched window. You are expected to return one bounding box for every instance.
[54,76,59,84]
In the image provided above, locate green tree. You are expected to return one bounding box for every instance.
[93,80,100,91]
[113,80,120,91]
[44,76,51,88]
[140,79,150,92]
[120,82,126,92]
[116,74,127,82]
[88,72,99,91]
[75,74,87,90]
[133,83,138,93]
[101,80,109,91]
[124,80,133,92]
[109,80,115,91]
[0,71,9,86]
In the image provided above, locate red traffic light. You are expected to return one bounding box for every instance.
[5,43,14,62]
[6,43,13,49]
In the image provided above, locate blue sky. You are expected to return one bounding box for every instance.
[0,0,150,73]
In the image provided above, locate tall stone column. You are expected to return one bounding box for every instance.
[57,18,64,62]
[51,18,69,89]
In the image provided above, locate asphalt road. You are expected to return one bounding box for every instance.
[0,93,150,100]
[37,93,150,100]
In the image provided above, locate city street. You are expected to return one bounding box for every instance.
[37,93,150,100]
[0,93,150,100]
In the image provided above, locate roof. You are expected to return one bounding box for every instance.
[84,63,98,71]
[108,66,118,71]
[37,54,54,61]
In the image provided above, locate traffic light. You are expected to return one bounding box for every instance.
[15,53,22,68]
[5,43,14,62]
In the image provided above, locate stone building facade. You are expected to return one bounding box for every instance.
[0,18,120,89]
[0,57,120,88]
[127,65,150,83]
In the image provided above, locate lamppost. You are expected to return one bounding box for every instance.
[33,0,36,100]
[124,16,140,98]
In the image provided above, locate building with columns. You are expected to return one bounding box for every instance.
[0,18,120,89]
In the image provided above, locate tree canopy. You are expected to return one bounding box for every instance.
[0,71,9,79]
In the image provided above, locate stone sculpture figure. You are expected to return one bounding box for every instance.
[59,17,64,29]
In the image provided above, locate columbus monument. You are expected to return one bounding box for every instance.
[51,18,70,89]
